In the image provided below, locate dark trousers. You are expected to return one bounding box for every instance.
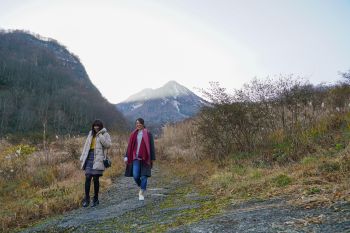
[85,174,100,200]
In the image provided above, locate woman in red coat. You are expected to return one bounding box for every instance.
[124,118,155,201]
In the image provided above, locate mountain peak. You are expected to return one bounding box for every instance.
[123,81,191,103]
[160,81,191,97]
[163,80,181,87]
[116,81,207,133]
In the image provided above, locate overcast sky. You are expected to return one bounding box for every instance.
[1,0,349,103]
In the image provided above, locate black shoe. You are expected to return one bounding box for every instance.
[82,198,90,208]
[91,198,99,207]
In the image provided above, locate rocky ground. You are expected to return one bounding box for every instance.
[19,167,350,233]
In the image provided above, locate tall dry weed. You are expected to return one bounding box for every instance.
[158,119,202,161]
[1,132,128,232]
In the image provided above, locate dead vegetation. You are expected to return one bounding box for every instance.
[0,133,127,232]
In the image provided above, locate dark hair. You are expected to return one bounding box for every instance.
[136,118,145,127]
[92,119,104,135]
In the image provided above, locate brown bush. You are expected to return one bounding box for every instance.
[195,76,350,163]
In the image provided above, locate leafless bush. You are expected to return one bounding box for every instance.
[196,75,350,163]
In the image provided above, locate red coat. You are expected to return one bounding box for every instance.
[125,129,156,177]
[126,129,153,165]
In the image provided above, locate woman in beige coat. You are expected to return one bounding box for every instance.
[80,119,111,207]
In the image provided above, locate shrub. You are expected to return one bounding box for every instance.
[65,139,82,160]
[0,144,36,180]
[301,156,318,165]
[30,166,58,187]
[335,143,344,151]
[340,155,350,172]
[318,161,341,173]
[250,170,262,179]
[272,174,292,187]
[307,187,321,195]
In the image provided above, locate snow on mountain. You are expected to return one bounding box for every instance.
[123,81,192,103]
[116,81,208,133]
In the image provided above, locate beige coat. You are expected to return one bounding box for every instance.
[80,128,112,170]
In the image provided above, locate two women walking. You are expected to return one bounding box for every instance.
[80,117,155,207]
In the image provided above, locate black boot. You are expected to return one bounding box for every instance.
[91,175,100,207]
[84,175,92,208]
[82,197,90,207]
[91,197,99,207]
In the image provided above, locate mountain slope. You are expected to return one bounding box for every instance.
[116,81,208,131]
[0,30,127,137]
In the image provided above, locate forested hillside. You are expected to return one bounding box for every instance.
[0,30,127,139]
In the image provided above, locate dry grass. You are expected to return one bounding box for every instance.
[158,119,350,210]
[205,151,349,201]
[158,147,349,215]
[0,133,128,232]
[159,120,202,160]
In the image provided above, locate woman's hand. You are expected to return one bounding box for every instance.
[124,157,128,164]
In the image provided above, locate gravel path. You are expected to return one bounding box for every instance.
[19,167,350,233]
[168,198,350,233]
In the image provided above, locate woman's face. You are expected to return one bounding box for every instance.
[94,125,100,132]
[136,120,144,130]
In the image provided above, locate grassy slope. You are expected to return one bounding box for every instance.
[0,135,127,232]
